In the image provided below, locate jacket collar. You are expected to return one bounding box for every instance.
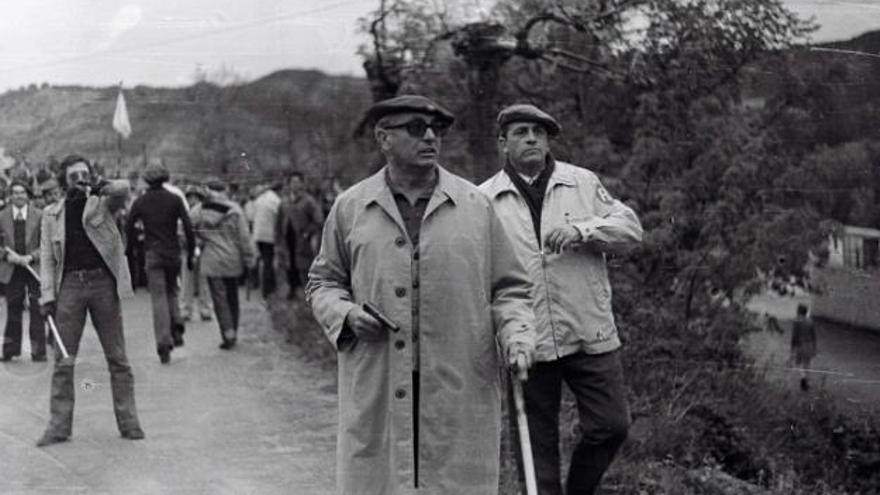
[363,165,462,207]
[486,158,575,199]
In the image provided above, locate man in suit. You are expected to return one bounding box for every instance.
[0,179,45,361]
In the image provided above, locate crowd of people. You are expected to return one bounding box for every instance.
[2,95,646,494]
[0,156,331,448]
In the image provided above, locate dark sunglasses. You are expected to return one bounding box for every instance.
[382,119,450,138]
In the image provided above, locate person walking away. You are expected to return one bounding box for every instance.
[251,181,281,299]
[191,178,256,349]
[0,180,45,361]
[125,163,195,364]
[36,154,144,447]
[181,185,213,321]
[308,95,536,494]
[276,171,324,301]
[790,303,817,391]
[480,104,643,495]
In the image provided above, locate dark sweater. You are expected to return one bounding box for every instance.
[63,191,107,273]
[503,157,555,244]
[126,187,195,258]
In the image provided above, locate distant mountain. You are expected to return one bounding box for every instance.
[741,29,880,147]
[0,69,373,185]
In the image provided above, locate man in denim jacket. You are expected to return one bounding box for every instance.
[36,154,144,447]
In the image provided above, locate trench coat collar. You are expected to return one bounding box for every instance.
[362,165,462,229]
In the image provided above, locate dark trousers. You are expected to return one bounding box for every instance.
[522,350,630,495]
[45,268,141,437]
[208,277,240,342]
[127,240,147,289]
[145,251,183,351]
[285,236,301,290]
[3,266,45,359]
[257,241,276,297]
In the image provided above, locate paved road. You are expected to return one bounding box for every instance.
[0,291,336,494]
[746,292,880,412]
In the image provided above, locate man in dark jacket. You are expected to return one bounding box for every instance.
[276,171,324,300]
[125,164,195,364]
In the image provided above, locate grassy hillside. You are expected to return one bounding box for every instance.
[0,70,374,186]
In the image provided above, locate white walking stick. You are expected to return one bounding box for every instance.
[21,263,70,360]
[513,354,538,495]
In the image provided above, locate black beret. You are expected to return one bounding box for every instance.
[497,104,561,136]
[364,94,455,128]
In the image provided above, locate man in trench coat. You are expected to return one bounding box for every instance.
[307,95,536,494]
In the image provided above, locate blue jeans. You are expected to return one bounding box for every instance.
[522,350,629,495]
[45,268,141,436]
[145,251,183,351]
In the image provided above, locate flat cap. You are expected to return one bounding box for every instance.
[364,94,455,128]
[143,163,170,185]
[205,177,226,192]
[184,184,207,199]
[497,104,561,136]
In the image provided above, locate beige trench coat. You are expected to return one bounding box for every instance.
[307,166,535,495]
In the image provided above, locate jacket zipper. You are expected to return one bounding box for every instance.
[535,193,560,359]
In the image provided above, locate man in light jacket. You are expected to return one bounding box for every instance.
[480,104,643,495]
[36,154,144,447]
[307,95,536,494]
[251,181,281,298]
[191,178,256,349]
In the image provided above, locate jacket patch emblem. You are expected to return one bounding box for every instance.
[596,184,613,205]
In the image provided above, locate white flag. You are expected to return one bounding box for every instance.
[113,89,132,139]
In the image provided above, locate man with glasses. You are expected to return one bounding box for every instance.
[36,154,144,447]
[307,94,536,494]
[480,104,643,495]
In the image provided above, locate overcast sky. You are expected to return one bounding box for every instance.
[0,0,876,93]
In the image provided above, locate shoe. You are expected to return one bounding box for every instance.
[1,355,13,362]
[36,432,69,447]
[172,323,185,347]
[121,428,145,440]
[158,346,171,364]
[219,339,237,350]
[32,355,47,362]
[200,313,213,322]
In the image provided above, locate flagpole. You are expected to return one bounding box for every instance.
[117,133,122,178]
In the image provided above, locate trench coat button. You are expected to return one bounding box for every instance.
[395,287,406,297]
[395,237,406,247]
[395,388,407,399]
[413,251,420,260]
[412,279,419,289]
[394,340,405,350]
